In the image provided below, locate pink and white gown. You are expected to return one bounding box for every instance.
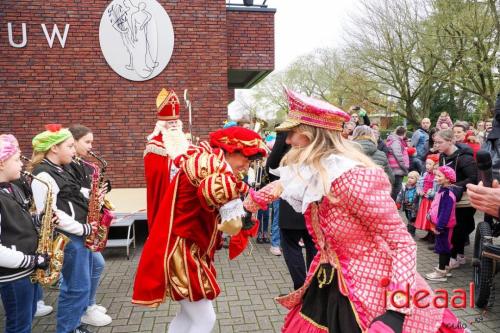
[244,154,467,333]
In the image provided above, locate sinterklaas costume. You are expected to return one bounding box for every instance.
[243,89,466,333]
[144,89,189,230]
[133,126,267,306]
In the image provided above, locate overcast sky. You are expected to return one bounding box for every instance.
[229,0,360,119]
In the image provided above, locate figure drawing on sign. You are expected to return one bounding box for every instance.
[108,0,159,79]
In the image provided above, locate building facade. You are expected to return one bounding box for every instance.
[0,0,275,187]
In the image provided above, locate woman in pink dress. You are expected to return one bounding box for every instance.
[244,89,467,333]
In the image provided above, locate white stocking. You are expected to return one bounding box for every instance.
[168,299,216,333]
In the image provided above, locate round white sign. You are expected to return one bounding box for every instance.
[99,0,174,81]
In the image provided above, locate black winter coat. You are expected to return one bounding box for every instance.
[439,144,478,199]
[265,132,307,230]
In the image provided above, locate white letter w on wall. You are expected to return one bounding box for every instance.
[41,24,70,48]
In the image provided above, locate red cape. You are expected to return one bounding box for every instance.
[144,134,172,231]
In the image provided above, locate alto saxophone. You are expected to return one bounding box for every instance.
[79,153,114,252]
[23,171,69,286]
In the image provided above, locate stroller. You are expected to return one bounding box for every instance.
[472,216,500,308]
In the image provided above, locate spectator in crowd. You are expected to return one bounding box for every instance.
[452,121,469,143]
[265,131,317,287]
[396,171,420,236]
[434,129,478,269]
[370,123,389,154]
[411,118,431,161]
[427,127,440,155]
[349,105,370,127]
[464,130,481,159]
[341,121,355,140]
[485,119,493,135]
[386,126,410,200]
[415,154,440,242]
[425,166,458,282]
[482,92,500,179]
[476,120,486,145]
[351,125,394,184]
[437,112,453,130]
[408,147,424,174]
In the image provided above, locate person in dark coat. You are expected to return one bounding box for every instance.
[265,131,317,290]
[482,92,500,180]
[434,129,478,269]
[351,125,394,184]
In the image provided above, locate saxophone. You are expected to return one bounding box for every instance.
[80,153,115,252]
[23,171,69,286]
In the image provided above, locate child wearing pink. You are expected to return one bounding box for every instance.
[415,154,439,233]
[425,166,458,282]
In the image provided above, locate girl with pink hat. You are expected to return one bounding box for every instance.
[244,89,467,333]
[425,166,458,282]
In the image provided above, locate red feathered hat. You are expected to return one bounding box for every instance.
[156,88,180,120]
[209,126,267,158]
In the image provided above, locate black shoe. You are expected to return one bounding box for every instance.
[256,237,264,244]
[263,237,270,244]
[419,232,431,241]
[427,244,435,251]
[74,326,93,333]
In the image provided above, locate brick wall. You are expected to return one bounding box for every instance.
[0,1,274,187]
[227,10,275,70]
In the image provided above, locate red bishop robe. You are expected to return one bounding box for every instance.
[132,145,249,307]
[143,134,175,231]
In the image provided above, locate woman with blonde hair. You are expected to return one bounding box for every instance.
[30,124,96,333]
[243,90,465,333]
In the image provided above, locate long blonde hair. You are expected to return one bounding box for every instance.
[281,124,377,193]
[28,151,47,172]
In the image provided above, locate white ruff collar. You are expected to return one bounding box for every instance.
[270,154,361,213]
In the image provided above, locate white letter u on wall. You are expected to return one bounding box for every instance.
[8,22,27,48]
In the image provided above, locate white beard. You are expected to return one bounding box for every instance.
[161,127,189,159]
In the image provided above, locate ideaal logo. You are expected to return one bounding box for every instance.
[380,278,475,309]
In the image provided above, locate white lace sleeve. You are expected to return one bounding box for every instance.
[219,198,245,223]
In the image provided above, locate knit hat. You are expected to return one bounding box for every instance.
[437,165,456,183]
[32,124,72,152]
[0,134,19,162]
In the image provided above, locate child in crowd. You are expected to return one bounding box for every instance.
[437,112,453,130]
[407,147,423,174]
[425,166,458,282]
[0,134,49,333]
[396,171,420,236]
[415,154,440,242]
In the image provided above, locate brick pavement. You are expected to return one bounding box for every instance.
[1,216,499,333]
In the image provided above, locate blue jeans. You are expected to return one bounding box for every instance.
[57,235,92,333]
[36,283,43,301]
[271,200,281,247]
[89,251,105,306]
[0,276,38,333]
[257,209,270,236]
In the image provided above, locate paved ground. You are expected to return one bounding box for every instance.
[1,215,499,333]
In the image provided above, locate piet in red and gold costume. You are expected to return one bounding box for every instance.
[243,89,466,333]
[144,88,189,230]
[133,126,267,307]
